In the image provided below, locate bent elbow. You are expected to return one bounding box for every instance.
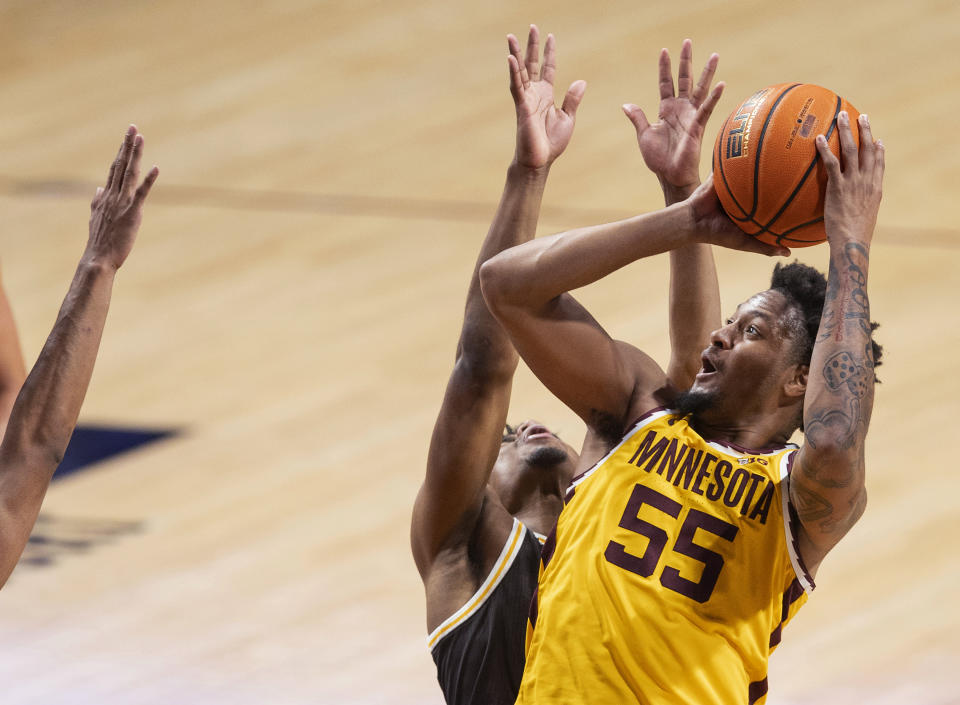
[478,257,508,312]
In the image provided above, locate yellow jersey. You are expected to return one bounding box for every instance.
[518,408,814,705]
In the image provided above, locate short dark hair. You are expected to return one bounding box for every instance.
[769,261,883,377]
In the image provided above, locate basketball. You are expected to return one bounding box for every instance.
[712,83,859,247]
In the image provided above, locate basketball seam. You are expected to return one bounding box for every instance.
[719,84,801,223]
[749,84,802,221]
[757,95,843,244]
[716,111,749,219]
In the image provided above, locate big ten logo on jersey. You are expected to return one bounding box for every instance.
[726,88,769,159]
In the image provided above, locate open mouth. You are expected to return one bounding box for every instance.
[698,354,719,376]
[523,425,556,442]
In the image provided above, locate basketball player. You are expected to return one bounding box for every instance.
[0,125,158,588]
[480,111,884,704]
[411,30,727,705]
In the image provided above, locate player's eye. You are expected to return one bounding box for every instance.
[502,434,517,444]
[747,325,760,335]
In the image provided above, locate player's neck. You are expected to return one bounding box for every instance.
[690,406,794,451]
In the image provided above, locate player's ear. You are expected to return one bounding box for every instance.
[783,364,808,399]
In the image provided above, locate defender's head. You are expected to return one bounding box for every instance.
[489,420,578,513]
[675,262,882,438]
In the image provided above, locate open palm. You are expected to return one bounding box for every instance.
[508,26,586,170]
[624,40,724,193]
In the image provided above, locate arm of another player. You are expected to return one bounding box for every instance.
[791,112,884,572]
[0,270,27,439]
[0,126,158,587]
[624,39,724,390]
[480,177,786,435]
[411,26,586,576]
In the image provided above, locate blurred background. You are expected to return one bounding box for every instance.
[0,0,957,703]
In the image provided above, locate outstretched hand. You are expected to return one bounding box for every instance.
[87,125,159,270]
[623,39,724,197]
[508,25,586,170]
[687,174,790,257]
[815,111,884,245]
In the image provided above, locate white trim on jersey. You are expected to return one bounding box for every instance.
[426,517,527,652]
[567,408,674,497]
[705,439,799,457]
[779,451,816,593]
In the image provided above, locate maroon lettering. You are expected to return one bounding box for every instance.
[673,449,704,490]
[740,473,767,515]
[705,460,732,501]
[748,482,776,525]
[604,484,681,577]
[723,468,750,507]
[690,453,718,496]
[660,509,739,603]
[656,438,688,481]
[628,430,668,470]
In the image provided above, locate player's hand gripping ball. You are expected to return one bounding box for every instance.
[712,83,860,248]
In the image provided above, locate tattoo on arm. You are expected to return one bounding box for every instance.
[817,242,873,345]
[805,350,870,457]
[793,473,867,535]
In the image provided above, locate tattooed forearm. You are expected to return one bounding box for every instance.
[817,242,871,343]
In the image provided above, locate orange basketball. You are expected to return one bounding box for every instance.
[712,83,859,247]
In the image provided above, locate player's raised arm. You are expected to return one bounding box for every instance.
[624,39,724,390]
[411,26,585,577]
[791,112,884,571]
[480,175,785,439]
[0,270,27,439]
[0,126,158,587]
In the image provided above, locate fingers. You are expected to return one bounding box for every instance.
[105,125,136,192]
[857,113,875,173]
[507,34,529,90]
[874,139,885,184]
[836,111,857,170]
[622,103,650,135]
[815,133,841,179]
[118,134,144,198]
[695,81,725,130]
[524,24,541,82]
[658,48,674,100]
[692,52,719,107]
[133,166,159,208]
[507,54,525,101]
[676,39,693,99]
[726,232,791,257]
[541,33,557,85]
[561,80,587,118]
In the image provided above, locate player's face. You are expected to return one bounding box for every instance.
[688,290,801,414]
[490,420,579,500]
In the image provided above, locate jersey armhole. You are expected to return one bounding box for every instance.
[426,517,527,652]
[780,451,816,593]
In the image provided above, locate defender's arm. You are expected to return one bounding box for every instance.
[792,112,884,571]
[411,27,585,575]
[0,127,157,587]
[622,40,725,389]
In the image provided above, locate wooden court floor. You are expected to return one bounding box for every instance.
[0,0,957,702]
